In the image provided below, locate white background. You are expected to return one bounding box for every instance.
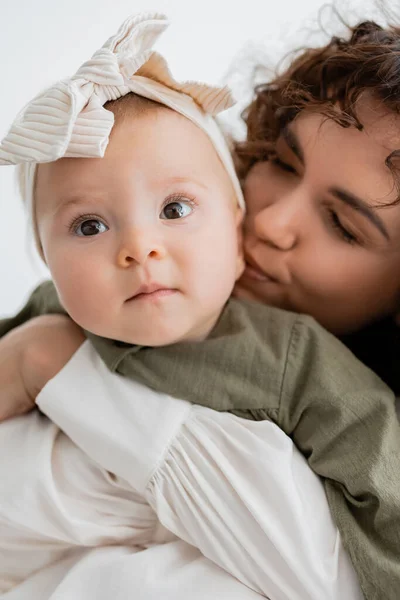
[0,0,380,316]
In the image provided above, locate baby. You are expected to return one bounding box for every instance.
[0,12,399,600]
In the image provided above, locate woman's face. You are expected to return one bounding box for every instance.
[236,97,400,335]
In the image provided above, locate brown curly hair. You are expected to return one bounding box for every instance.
[235,19,400,197]
[236,18,400,393]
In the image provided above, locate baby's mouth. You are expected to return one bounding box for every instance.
[126,283,178,303]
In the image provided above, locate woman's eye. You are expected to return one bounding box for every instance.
[270,156,297,175]
[160,201,193,220]
[75,219,108,237]
[328,210,358,245]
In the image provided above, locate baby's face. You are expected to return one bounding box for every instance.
[35,108,242,346]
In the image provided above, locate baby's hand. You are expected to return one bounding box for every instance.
[0,315,85,422]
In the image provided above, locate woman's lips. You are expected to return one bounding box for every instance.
[243,262,280,283]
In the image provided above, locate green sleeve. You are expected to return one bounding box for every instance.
[0,281,67,339]
[277,316,400,600]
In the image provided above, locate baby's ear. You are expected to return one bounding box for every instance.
[235,208,245,280]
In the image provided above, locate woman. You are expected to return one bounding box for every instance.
[235,19,400,393]
[1,17,399,600]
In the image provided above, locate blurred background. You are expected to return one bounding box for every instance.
[0,0,384,315]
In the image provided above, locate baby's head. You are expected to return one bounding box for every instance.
[1,13,245,346]
[35,94,243,345]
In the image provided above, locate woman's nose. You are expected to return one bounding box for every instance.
[253,195,303,251]
[116,228,167,268]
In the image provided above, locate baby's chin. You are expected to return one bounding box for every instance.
[78,303,224,347]
[119,326,216,347]
[88,324,209,348]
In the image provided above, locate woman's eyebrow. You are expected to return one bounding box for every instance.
[329,187,390,241]
[282,125,390,241]
[282,127,304,164]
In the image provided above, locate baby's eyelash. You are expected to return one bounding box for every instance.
[66,213,102,234]
[161,193,198,209]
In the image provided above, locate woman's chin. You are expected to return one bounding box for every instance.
[234,279,286,309]
[233,282,258,302]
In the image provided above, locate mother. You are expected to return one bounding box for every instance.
[235,19,400,393]
[1,17,400,600]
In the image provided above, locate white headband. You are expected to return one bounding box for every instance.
[0,12,244,247]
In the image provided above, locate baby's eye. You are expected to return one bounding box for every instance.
[160,201,193,220]
[75,219,108,237]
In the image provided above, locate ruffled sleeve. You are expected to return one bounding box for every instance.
[38,342,362,600]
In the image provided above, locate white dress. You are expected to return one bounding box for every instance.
[0,341,362,599]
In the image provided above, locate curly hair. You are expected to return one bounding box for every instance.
[235,20,400,197]
[236,18,400,393]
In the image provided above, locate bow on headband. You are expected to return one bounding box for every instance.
[0,12,235,166]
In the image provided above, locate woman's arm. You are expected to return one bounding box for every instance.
[274,317,400,600]
[0,314,85,421]
[37,342,362,600]
[0,404,174,594]
[0,319,176,593]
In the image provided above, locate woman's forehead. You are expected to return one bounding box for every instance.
[293,95,400,155]
[353,94,400,149]
[256,101,400,245]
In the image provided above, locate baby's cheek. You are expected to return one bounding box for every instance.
[55,280,86,322]
[49,265,92,325]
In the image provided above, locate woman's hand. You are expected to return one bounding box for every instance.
[0,314,85,422]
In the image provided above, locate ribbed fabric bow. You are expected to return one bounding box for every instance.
[0,12,235,166]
